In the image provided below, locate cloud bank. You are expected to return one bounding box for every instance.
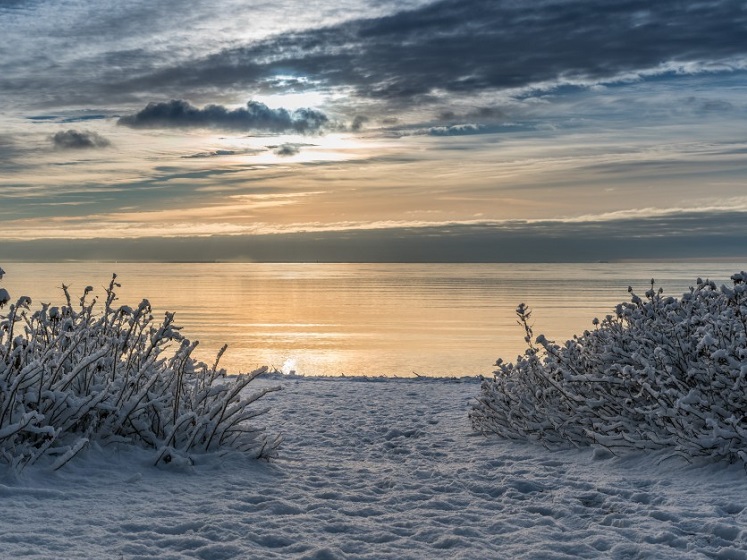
[111,0,747,111]
[118,99,329,133]
[3,210,747,263]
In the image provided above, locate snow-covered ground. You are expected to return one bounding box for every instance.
[2,375,747,559]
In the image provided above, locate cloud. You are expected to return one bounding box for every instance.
[273,143,301,157]
[683,96,736,113]
[0,134,21,165]
[427,123,485,136]
[351,115,369,131]
[29,114,111,124]
[7,0,747,131]
[109,0,747,112]
[3,210,747,263]
[181,148,265,159]
[60,114,110,124]
[118,99,329,133]
[51,129,111,149]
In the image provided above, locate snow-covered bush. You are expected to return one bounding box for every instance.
[0,266,8,309]
[471,273,747,464]
[0,269,280,472]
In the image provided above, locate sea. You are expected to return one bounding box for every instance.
[2,262,744,377]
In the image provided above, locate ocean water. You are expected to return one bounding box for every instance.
[2,262,744,377]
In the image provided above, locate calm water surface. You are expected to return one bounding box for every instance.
[2,262,744,377]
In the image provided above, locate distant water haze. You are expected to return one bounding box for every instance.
[3,262,744,377]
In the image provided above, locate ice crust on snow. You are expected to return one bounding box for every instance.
[2,376,747,559]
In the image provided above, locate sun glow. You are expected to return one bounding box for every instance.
[253,90,328,111]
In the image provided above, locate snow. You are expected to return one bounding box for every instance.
[2,374,747,559]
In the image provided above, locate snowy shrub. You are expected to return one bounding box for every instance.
[0,269,281,472]
[471,273,747,464]
[0,266,8,309]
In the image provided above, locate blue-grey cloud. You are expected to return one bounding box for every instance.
[118,99,329,133]
[0,0,37,11]
[30,114,111,124]
[273,143,301,157]
[51,129,111,149]
[111,0,747,110]
[3,210,747,263]
[350,115,369,131]
[60,114,110,124]
[427,124,485,136]
[684,96,736,114]
[5,0,746,129]
[0,134,20,165]
[181,148,266,159]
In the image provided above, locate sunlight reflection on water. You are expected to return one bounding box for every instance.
[4,262,743,377]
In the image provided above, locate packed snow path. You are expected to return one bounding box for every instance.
[2,376,747,559]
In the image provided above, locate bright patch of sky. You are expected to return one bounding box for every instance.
[2,0,747,261]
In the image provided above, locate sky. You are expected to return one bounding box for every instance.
[1,0,747,262]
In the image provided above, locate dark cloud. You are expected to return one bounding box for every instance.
[3,211,747,263]
[60,114,110,123]
[274,143,301,157]
[269,142,315,156]
[437,107,505,123]
[112,0,747,109]
[181,148,265,159]
[0,0,40,11]
[118,99,329,133]
[350,115,369,131]
[4,0,747,124]
[29,113,112,124]
[51,129,111,149]
[183,149,239,159]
